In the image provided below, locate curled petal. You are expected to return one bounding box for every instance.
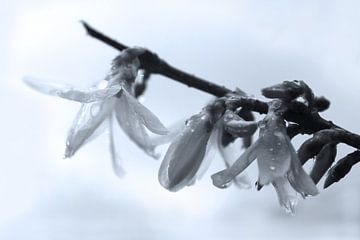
[216,126,251,189]
[158,111,213,192]
[121,90,168,135]
[222,110,257,138]
[24,77,121,103]
[109,114,125,177]
[115,92,158,158]
[272,177,298,214]
[65,99,115,158]
[211,141,257,189]
[287,141,319,197]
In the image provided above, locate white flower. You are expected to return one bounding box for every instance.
[25,47,168,176]
[211,100,318,213]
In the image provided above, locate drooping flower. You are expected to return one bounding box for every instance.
[158,104,217,192]
[158,99,258,192]
[25,47,168,176]
[211,100,318,213]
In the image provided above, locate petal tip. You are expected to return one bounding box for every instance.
[211,170,232,189]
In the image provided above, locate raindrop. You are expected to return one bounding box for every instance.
[269,148,274,152]
[190,129,195,133]
[269,166,276,170]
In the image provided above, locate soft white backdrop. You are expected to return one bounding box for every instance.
[1,1,360,239]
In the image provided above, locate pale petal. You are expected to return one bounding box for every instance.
[272,177,298,214]
[65,98,115,158]
[256,132,292,186]
[194,126,218,181]
[216,126,251,189]
[222,110,257,138]
[115,92,158,158]
[288,141,319,197]
[121,90,168,135]
[211,141,257,189]
[24,77,121,103]
[108,114,125,177]
[158,111,213,192]
[150,120,185,146]
[83,119,108,145]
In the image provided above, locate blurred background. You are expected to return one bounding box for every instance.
[1,0,360,239]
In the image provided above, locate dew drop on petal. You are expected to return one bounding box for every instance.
[270,166,276,170]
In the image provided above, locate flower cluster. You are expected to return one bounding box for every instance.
[156,95,318,213]
[212,100,318,213]
[26,48,320,213]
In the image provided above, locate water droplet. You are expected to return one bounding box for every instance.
[201,115,206,120]
[277,142,281,146]
[269,148,274,152]
[190,129,195,133]
[269,166,276,170]
[271,158,275,161]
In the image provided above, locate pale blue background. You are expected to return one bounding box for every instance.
[1,1,360,239]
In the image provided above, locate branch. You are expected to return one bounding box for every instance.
[81,21,231,97]
[81,21,360,152]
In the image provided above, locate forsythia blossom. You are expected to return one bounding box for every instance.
[211,100,319,213]
[25,47,168,176]
[158,105,216,192]
[158,99,258,191]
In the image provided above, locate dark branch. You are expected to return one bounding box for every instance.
[81,21,231,97]
[81,21,360,153]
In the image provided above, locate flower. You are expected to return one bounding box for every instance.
[158,106,215,192]
[158,100,258,192]
[211,100,318,213]
[25,47,168,176]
